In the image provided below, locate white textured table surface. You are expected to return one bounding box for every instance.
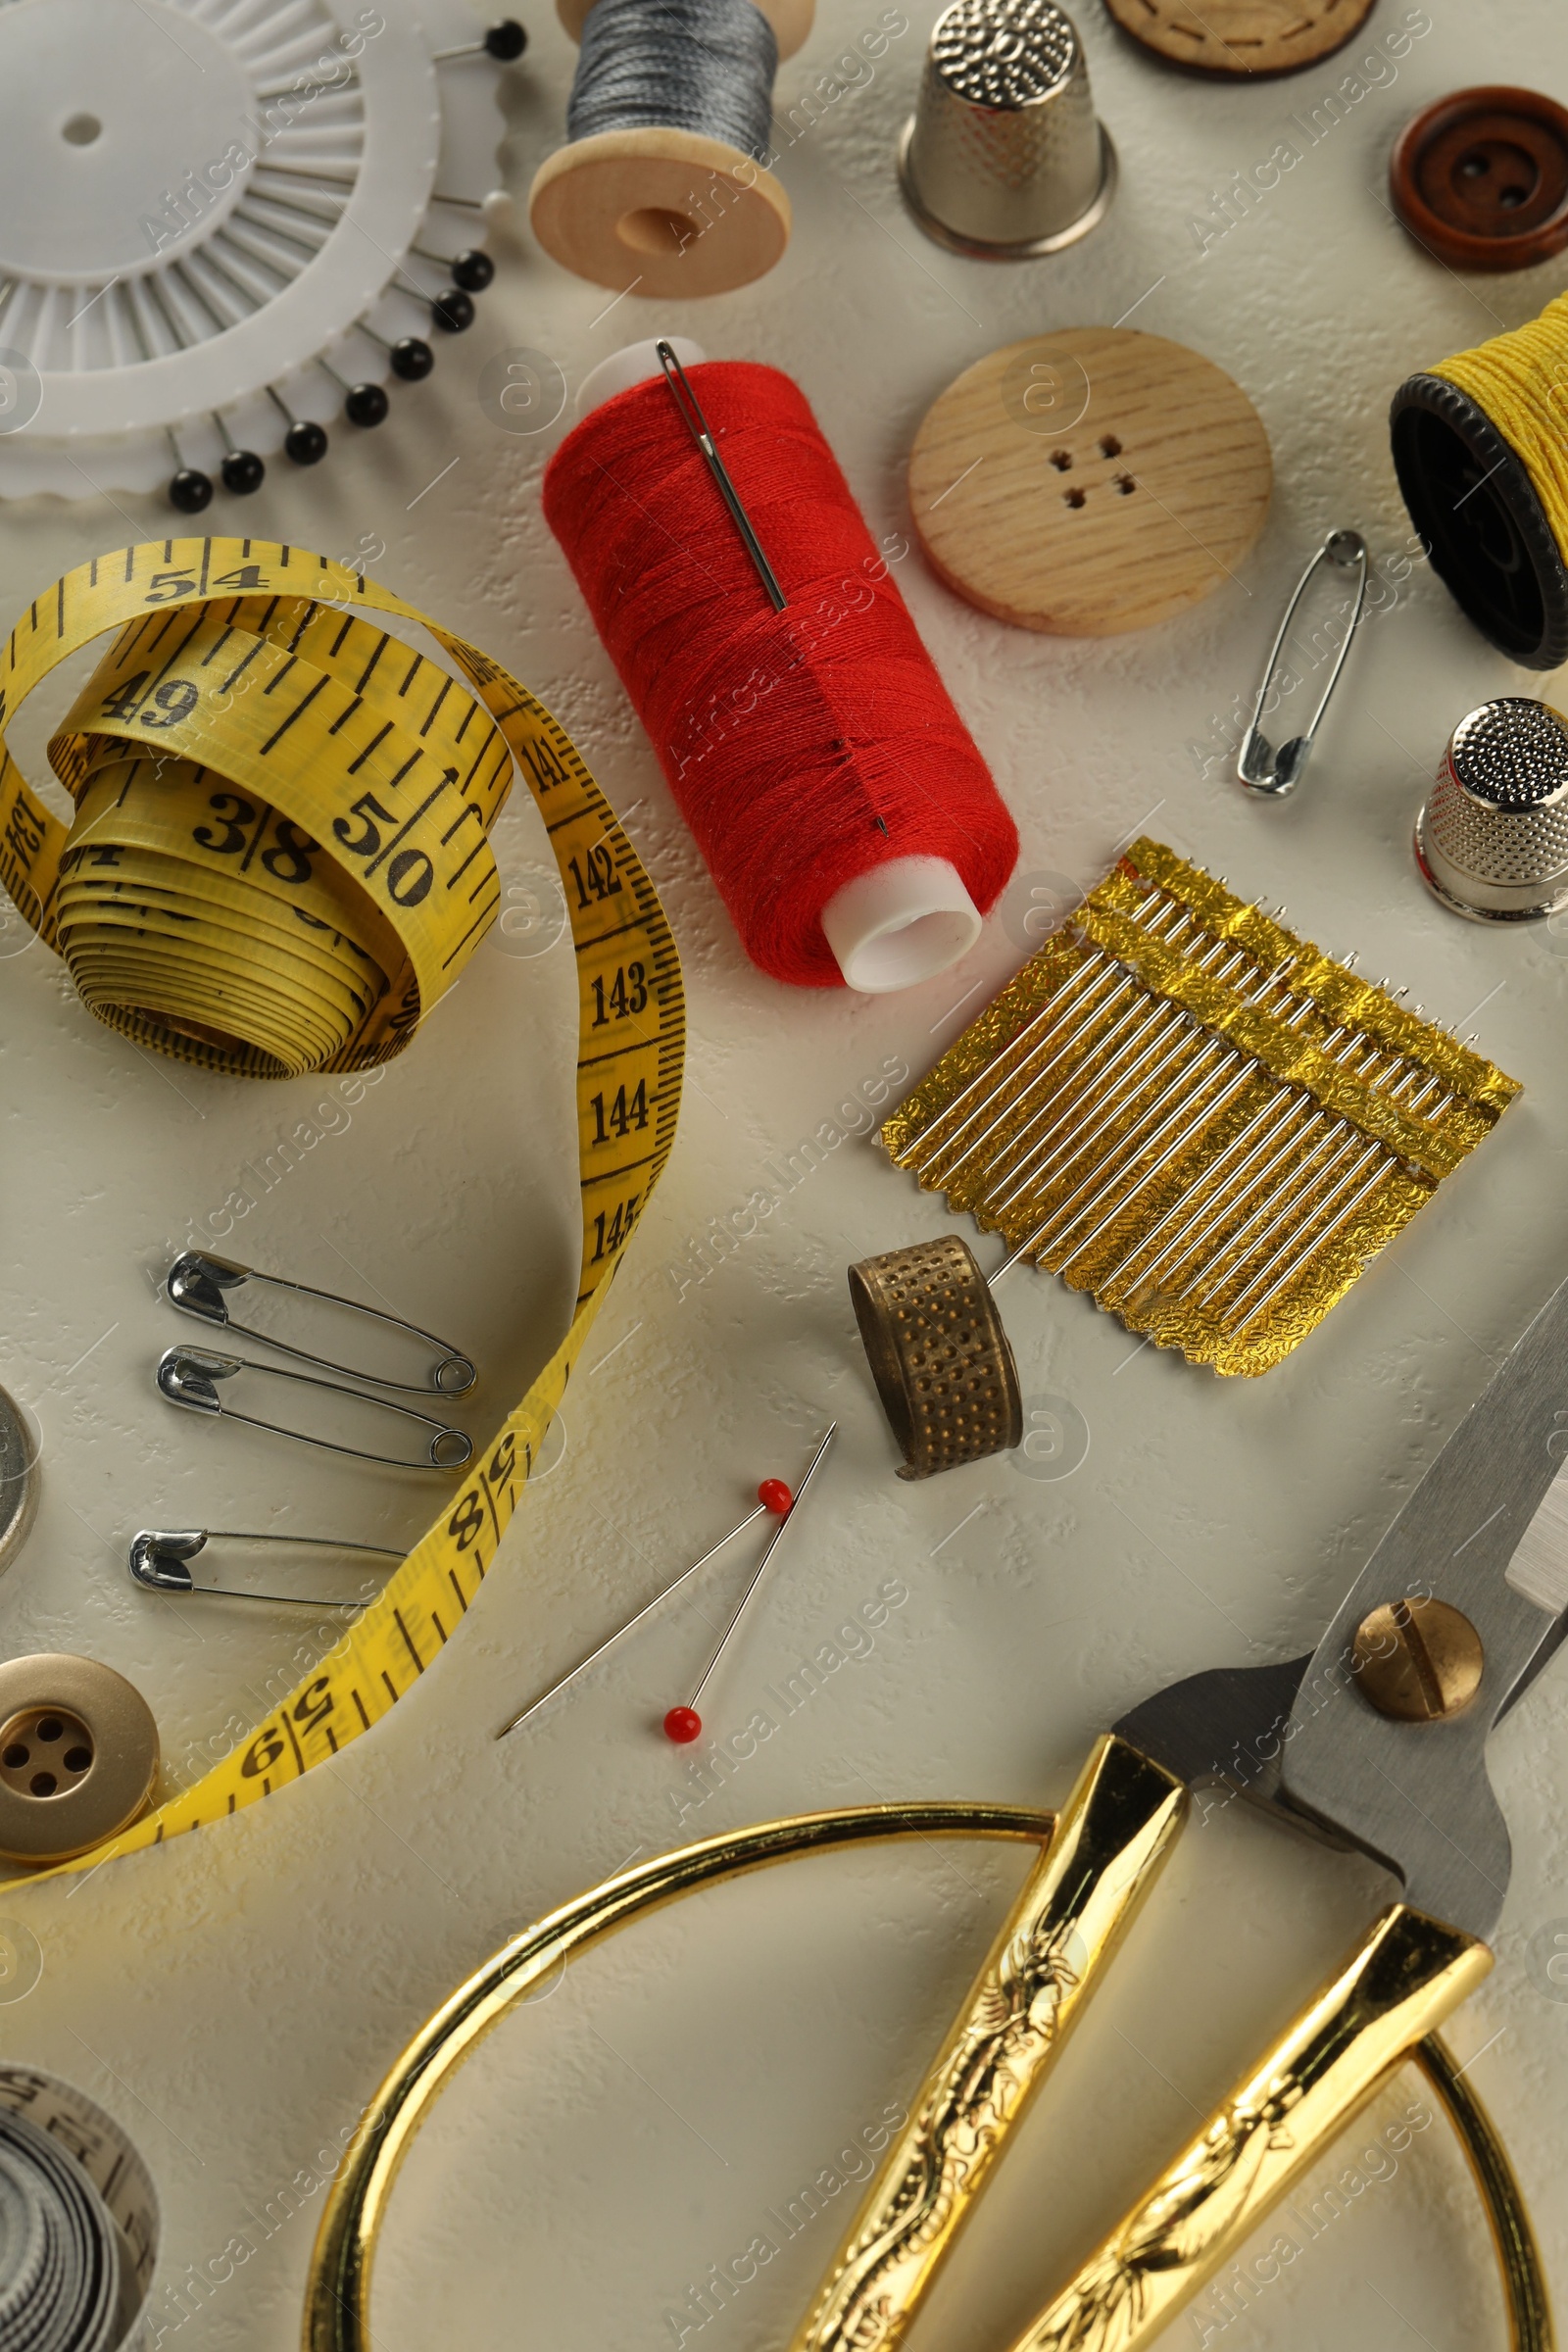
[3,3,1568,2348]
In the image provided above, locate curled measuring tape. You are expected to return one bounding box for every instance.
[0,538,684,1886]
[0,543,547,1076]
[0,2063,160,2352]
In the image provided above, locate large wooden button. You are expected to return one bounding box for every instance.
[1391,87,1568,271]
[0,1655,159,1864]
[909,329,1271,637]
[1102,0,1373,76]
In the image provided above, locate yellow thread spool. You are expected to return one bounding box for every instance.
[1392,289,1568,668]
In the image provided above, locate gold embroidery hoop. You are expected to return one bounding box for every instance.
[302,1803,1551,2352]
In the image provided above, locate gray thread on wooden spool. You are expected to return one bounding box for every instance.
[566,0,778,163]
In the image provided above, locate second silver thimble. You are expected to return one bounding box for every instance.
[898,0,1115,259]
[1416,698,1568,921]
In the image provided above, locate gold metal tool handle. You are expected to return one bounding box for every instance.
[1008,1902,1493,2352]
[790,1736,1187,2352]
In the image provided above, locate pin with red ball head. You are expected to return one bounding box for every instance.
[357,320,435,381]
[657,339,786,612]
[496,1474,798,1740]
[664,1422,836,1744]
[432,18,527,61]
[266,385,328,465]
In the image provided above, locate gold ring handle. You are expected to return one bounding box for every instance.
[791,1736,1185,2352]
[303,1800,1057,2352]
[1417,2033,1554,2352]
[302,1803,1548,2352]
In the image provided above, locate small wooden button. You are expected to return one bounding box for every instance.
[849,1236,1022,1481]
[1102,0,1373,76]
[909,329,1271,637]
[0,1655,159,1864]
[1391,87,1568,271]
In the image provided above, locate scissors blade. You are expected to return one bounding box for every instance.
[1272,1263,1568,1938]
[1112,1654,1312,1804]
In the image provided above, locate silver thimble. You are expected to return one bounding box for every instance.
[898,0,1115,260]
[1415,698,1568,922]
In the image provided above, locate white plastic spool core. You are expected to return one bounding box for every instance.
[580,342,982,995]
[576,337,707,414]
[818,857,982,994]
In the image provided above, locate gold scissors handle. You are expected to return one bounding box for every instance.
[1008,1897,1490,2352]
[792,1737,1186,2352]
[301,1785,1545,2352]
[794,1736,1495,2352]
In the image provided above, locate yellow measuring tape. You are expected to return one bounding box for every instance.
[0,537,684,1883]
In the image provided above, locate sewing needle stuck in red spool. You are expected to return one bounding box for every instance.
[657,338,787,612]
[495,1476,796,1740]
[663,1423,837,1743]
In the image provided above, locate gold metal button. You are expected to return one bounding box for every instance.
[0,1655,159,1863]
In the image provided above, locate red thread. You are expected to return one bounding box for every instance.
[543,362,1017,986]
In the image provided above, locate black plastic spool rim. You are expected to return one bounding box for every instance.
[1390,371,1568,669]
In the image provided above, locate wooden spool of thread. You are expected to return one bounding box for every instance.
[1393,289,1568,669]
[529,0,811,298]
[544,341,1018,992]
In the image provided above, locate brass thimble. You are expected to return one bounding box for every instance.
[898,0,1116,259]
[849,1236,1022,1480]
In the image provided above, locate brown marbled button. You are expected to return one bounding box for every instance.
[1392,86,1568,270]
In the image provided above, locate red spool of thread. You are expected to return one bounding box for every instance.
[543,354,1018,990]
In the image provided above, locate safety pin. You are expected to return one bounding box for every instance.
[129,1528,403,1607]
[165,1251,476,1396]
[1238,529,1368,799]
[657,340,787,612]
[155,1348,474,1471]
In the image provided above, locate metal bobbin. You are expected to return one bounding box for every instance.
[848,1236,1022,1481]
[0,1384,38,1577]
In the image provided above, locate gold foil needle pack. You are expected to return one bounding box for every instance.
[871,838,1519,1388]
